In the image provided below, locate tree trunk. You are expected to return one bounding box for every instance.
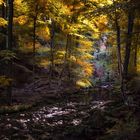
[0,1,7,49]
[115,17,126,102]
[123,9,135,78]
[134,33,139,68]
[67,35,72,80]
[32,4,38,89]
[33,14,37,76]
[59,34,70,86]
[49,20,55,86]
[113,0,126,102]
[7,0,13,105]
[1,2,6,18]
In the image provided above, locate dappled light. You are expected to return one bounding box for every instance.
[0,0,140,140]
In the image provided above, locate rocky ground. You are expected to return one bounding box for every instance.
[0,92,111,140]
[0,77,113,140]
[0,78,139,140]
[0,101,111,140]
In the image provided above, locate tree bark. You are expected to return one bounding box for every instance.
[0,1,7,49]
[33,13,37,75]
[1,2,5,18]
[115,17,126,102]
[7,0,13,51]
[32,4,38,89]
[49,20,55,86]
[134,33,139,68]
[7,0,13,105]
[123,9,135,78]
[50,21,55,77]
[59,35,69,81]
[113,0,126,102]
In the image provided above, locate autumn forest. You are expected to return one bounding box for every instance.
[0,0,140,140]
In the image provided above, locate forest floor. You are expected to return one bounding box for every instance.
[0,78,140,140]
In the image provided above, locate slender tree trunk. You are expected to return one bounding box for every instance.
[59,34,69,84]
[32,5,38,88]
[1,2,5,18]
[65,35,69,61]
[33,15,37,77]
[0,1,7,49]
[50,21,55,77]
[7,0,13,105]
[116,23,122,75]
[115,18,126,102]
[123,9,135,78]
[1,0,7,18]
[59,34,75,88]
[113,0,126,102]
[134,33,139,68]
[67,35,72,80]
[49,20,55,86]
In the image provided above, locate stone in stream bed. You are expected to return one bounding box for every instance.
[72,119,82,126]
[13,126,20,131]
[20,114,25,117]
[5,124,12,129]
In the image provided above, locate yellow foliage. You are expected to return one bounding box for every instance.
[37,47,50,53]
[94,15,108,32]
[18,42,34,53]
[37,27,50,40]
[39,59,49,67]
[0,0,3,5]
[89,0,113,6]
[0,18,7,26]
[56,51,65,59]
[137,64,140,72]
[79,39,93,47]
[16,16,28,25]
[84,67,93,77]
[81,53,93,60]
[77,59,91,66]
[69,55,77,62]
[14,0,22,5]
[76,59,93,77]
[76,79,92,88]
